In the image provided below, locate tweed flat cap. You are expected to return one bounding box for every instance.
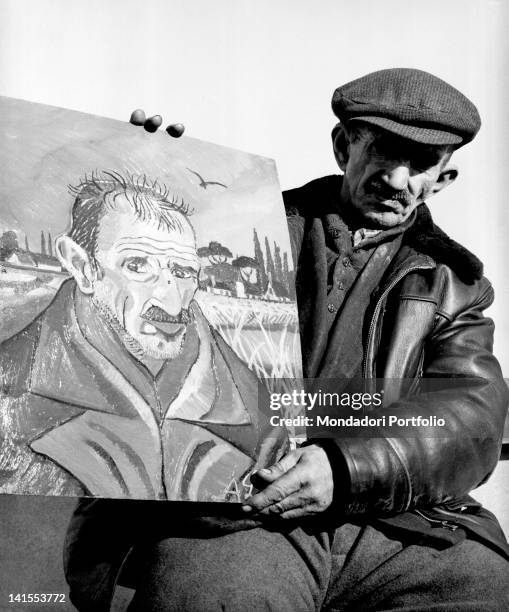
[332,68,481,147]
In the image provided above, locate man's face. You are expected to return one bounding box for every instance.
[337,126,454,228]
[92,198,200,360]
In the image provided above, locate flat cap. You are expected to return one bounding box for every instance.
[332,68,481,147]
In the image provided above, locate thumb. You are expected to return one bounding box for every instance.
[253,452,300,483]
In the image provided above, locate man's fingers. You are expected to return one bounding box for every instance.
[129,109,146,126]
[278,507,309,520]
[244,445,335,518]
[144,115,163,133]
[129,111,185,137]
[166,123,185,138]
[258,490,311,517]
[251,451,301,484]
[243,467,302,513]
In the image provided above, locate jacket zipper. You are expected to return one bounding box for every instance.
[361,260,482,535]
[414,508,459,531]
[362,263,434,378]
[361,262,435,512]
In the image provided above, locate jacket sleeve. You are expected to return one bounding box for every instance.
[330,275,508,516]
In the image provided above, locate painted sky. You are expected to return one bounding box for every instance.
[0,96,292,265]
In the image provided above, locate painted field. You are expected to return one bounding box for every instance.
[196,290,302,383]
[0,269,63,343]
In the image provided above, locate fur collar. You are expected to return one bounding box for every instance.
[403,202,482,284]
[283,174,483,285]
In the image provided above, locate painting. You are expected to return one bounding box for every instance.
[0,97,301,503]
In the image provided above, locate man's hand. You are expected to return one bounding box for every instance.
[129,109,185,137]
[242,445,334,520]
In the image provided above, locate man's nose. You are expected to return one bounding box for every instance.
[380,162,411,191]
[157,270,183,313]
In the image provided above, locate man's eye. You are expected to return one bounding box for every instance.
[373,141,393,158]
[126,259,148,273]
[411,152,440,171]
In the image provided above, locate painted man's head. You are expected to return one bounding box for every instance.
[56,171,200,361]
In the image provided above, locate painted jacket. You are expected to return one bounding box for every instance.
[0,280,287,502]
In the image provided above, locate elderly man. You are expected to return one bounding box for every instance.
[0,171,284,501]
[66,69,509,610]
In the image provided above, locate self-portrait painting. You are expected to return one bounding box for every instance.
[0,97,301,502]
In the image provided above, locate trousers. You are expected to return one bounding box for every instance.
[125,521,509,611]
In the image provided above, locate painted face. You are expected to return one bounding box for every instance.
[92,199,200,360]
[339,127,453,228]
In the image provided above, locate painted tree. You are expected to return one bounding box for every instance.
[197,241,235,291]
[197,241,232,264]
[283,251,296,299]
[25,234,30,252]
[273,241,283,284]
[232,255,259,288]
[253,229,267,292]
[283,251,289,289]
[264,236,276,284]
[0,230,19,261]
[40,230,47,255]
[47,231,53,257]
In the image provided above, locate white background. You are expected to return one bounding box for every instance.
[1,0,508,529]
[1,0,507,372]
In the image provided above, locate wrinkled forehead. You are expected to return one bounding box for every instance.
[357,123,453,161]
[96,207,197,261]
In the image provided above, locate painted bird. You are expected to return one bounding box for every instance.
[186,168,228,189]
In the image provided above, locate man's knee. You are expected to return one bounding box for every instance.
[166,584,302,612]
[128,573,311,612]
[436,539,509,603]
[127,527,328,611]
[325,525,509,611]
[376,538,509,610]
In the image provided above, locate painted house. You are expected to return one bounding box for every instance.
[5,251,37,267]
[4,250,62,272]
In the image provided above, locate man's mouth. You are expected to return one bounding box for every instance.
[367,180,413,208]
[141,305,191,338]
[373,200,403,212]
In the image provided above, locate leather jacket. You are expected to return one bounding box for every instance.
[284,175,509,558]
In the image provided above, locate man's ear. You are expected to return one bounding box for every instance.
[331,123,349,172]
[55,235,97,295]
[430,162,459,197]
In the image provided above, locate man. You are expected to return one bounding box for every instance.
[67,69,509,610]
[0,171,285,501]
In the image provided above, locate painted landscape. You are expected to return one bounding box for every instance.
[0,227,301,384]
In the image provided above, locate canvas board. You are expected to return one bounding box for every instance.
[0,96,301,503]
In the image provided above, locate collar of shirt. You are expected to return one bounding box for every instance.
[352,227,382,247]
[324,207,418,252]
